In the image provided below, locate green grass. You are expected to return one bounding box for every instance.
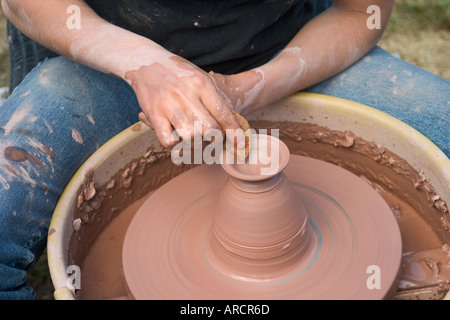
[28,249,55,300]
[385,0,450,35]
[0,10,8,89]
[379,0,450,80]
[0,49,8,88]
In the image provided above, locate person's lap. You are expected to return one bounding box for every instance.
[0,42,448,299]
[305,46,449,157]
[0,56,140,299]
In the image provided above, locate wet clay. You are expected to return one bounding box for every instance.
[73,121,450,300]
[122,135,402,299]
[79,195,149,300]
[228,111,251,161]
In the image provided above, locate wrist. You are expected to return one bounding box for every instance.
[228,70,266,115]
[245,48,308,111]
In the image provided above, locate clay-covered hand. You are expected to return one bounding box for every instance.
[206,71,266,117]
[125,55,244,149]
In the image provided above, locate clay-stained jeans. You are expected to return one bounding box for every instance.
[0,57,142,299]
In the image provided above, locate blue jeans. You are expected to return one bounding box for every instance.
[305,46,450,155]
[0,57,142,299]
[1,11,449,301]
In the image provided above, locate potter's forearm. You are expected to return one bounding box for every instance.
[1,0,172,80]
[233,0,394,115]
[3,0,244,147]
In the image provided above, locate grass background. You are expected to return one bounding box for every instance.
[0,0,449,300]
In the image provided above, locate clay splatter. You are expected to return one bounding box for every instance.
[3,106,29,135]
[72,128,84,144]
[0,174,10,190]
[132,123,142,132]
[87,114,95,125]
[43,119,54,134]
[401,70,413,77]
[4,146,28,162]
[16,128,33,135]
[25,137,55,173]
[4,164,18,175]
[390,75,397,83]
[4,145,51,178]
[25,152,49,176]
[17,165,37,187]
[39,69,50,85]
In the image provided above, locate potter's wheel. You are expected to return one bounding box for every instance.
[122,135,402,300]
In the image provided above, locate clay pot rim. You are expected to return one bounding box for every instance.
[221,134,291,181]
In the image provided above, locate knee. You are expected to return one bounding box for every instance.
[0,197,49,268]
[0,253,37,300]
[0,221,41,299]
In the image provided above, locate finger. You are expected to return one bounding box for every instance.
[169,108,196,143]
[149,113,176,149]
[138,112,152,128]
[184,100,222,138]
[201,92,246,150]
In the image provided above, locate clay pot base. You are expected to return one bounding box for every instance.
[123,154,402,300]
